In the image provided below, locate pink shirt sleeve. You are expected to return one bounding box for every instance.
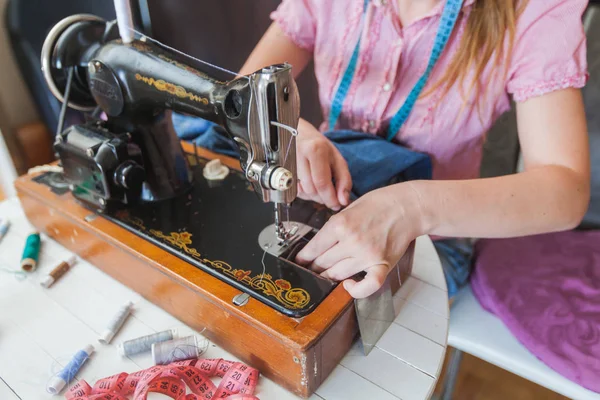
[270,0,317,52]
[506,0,588,102]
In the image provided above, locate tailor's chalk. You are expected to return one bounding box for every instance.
[99,301,134,344]
[40,255,77,288]
[118,328,178,357]
[0,219,10,244]
[46,344,94,394]
[21,232,41,272]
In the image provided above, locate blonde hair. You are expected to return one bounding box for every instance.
[426,0,529,102]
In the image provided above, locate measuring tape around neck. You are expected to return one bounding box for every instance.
[327,0,465,141]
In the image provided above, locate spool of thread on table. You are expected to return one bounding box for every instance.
[0,219,10,244]
[40,255,77,288]
[99,301,134,344]
[118,329,178,357]
[46,344,94,395]
[152,335,199,365]
[21,232,41,272]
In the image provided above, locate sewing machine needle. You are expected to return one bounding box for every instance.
[274,203,286,243]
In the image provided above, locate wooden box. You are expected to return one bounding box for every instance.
[14,144,414,397]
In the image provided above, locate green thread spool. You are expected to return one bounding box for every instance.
[21,232,41,272]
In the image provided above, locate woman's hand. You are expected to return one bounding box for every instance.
[296,119,352,210]
[296,184,423,298]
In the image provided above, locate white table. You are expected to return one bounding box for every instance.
[0,196,449,400]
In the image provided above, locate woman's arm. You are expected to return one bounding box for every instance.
[297,88,590,298]
[413,88,590,238]
[239,23,312,77]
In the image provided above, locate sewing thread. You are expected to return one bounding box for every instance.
[0,218,9,244]
[118,328,178,357]
[20,232,41,272]
[40,255,77,288]
[152,335,201,365]
[46,344,94,395]
[99,301,134,344]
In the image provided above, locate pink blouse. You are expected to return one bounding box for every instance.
[271,0,588,180]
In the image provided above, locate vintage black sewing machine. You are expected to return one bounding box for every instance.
[15,12,412,398]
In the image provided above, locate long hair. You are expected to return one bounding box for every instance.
[425,0,529,103]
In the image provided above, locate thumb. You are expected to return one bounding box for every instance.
[342,264,389,299]
[332,154,352,206]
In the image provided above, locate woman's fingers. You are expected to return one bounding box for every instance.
[342,264,390,299]
[320,257,365,282]
[331,152,352,207]
[309,151,341,210]
[297,156,317,198]
[296,223,338,265]
[311,243,349,272]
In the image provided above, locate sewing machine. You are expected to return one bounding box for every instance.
[14,13,414,398]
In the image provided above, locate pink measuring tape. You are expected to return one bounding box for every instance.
[65,358,260,400]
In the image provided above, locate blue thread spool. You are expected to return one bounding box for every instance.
[0,219,10,244]
[20,232,41,272]
[47,344,94,394]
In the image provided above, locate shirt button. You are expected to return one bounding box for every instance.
[369,120,376,129]
[383,82,392,92]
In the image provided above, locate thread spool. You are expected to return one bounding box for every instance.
[0,219,10,244]
[118,329,178,357]
[99,301,134,344]
[21,232,41,272]
[151,335,200,365]
[40,255,77,288]
[47,344,94,394]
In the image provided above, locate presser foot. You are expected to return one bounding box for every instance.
[258,221,315,260]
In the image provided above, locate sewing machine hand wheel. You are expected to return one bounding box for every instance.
[41,14,116,113]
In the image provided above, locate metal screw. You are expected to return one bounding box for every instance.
[94,61,102,71]
[88,61,96,73]
[86,148,95,157]
[293,356,300,364]
[99,198,106,206]
[69,184,75,191]
[233,293,250,306]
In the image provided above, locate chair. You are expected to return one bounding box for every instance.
[438,4,600,399]
[443,287,600,400]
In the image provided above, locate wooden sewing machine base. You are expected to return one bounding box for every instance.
[14,143,414,398]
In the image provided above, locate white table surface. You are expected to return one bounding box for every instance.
[0,196,449,400]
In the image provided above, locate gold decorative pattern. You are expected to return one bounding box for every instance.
[135,73,209,105]
[157,54,226,84]
[117,212,310,309]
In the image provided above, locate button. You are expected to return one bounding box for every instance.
[369,120,376,128]
[383,82,392,92]
[380,0,387,5]
[395,39,403,47]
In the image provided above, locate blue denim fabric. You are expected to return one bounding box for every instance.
[433,239,473,298]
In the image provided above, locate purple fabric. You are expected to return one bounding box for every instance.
[471,230,600,393]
